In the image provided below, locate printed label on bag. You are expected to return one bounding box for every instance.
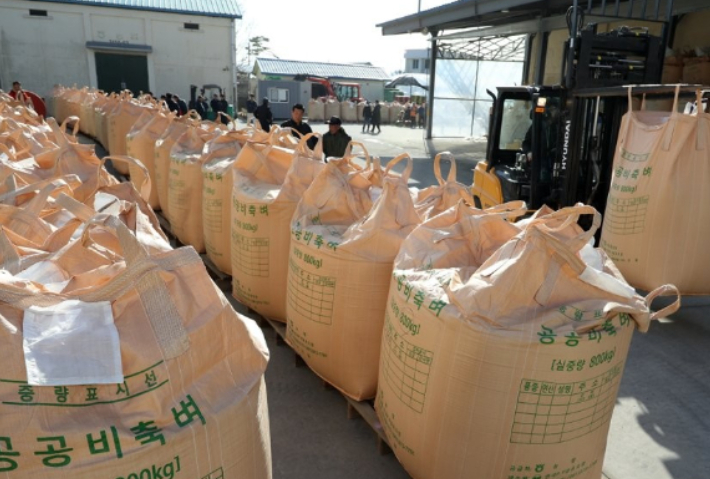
[23,301,123,386]
[510,362,624,445]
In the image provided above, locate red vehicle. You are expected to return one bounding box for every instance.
[9,89,46,117]
[294,75,362,102]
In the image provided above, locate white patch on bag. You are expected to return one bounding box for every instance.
[23,300,123,386]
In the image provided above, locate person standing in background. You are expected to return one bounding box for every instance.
[165,93,180,114]
[372,100,382,134]
[322,116,352,159]
[281,103,317,149]
[219,94,230,124]
[174,95,188,116]
[246,94,257,125]
[362,101,372,133]
[9,81,29,106]
[254,98,273,132]
[195,96,209,119]
[418,103,426,128]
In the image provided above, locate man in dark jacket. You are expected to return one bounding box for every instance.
[165,93,180,114]
[218,94,230,124]
[281,103,318,149]
[254,98,273,132]
[322,116,351,159]
[362,101,372,133]
[174,95,188,116]
[372,100,382,134]
[195,96,209,119]
[246,94,257,124]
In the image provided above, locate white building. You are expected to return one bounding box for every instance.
[404,49,431,74]
[0,0,241,102]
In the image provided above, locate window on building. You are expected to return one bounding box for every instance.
[412,59,420,69]
[29,9,48,16]
[184,23,200,30]
[425,60,430,70]
[268,88,289,103]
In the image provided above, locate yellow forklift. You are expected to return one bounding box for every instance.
[472,1,686,215]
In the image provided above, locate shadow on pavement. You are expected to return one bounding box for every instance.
[604,295,710,479]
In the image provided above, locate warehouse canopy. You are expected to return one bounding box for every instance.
[27,0,242,18]
[377,0,707,37]
[254,58,390,82]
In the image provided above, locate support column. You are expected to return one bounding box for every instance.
[426,32,437,140]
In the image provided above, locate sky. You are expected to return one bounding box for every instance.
[234,0,451,74]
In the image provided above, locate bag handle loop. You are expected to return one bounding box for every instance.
[100,155,151,202]
[433,152,457,185]
[384,153,414,183]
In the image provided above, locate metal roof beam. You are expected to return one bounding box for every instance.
[377,0,540,35]
[435,14,615,41]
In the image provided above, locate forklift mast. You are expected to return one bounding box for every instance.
[547,0,674,210]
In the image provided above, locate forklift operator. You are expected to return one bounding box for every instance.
[521,102,560,185]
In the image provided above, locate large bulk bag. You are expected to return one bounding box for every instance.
[388,103,403,124]
[0,216,272,478]
[286,153,420,400]
[415,152,474,220]
[167,123,222,251]
[325,99,340,119]
[376,204,680,479]
[126,108,174,209]
[52,87,68,124]
[340,101,358,122]
[154,113,198,215]
[600,87,710,294]
[107,97,150,174]
[357,102,366,122]
[231,133,324,321]
[308,99,325,122]
[379,102,391,124]
[0,119,116,203]
[63,88,85,122]
[201,131,244,274]
[95,93,117,148]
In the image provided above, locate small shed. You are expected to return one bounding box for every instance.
[253,58,390,119]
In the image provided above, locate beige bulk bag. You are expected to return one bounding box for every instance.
[107,96,150,174]
[94,93,116,147]
[415,152,474,220]
[126,108,175,209]
[52,87,68,124]
[77,91,94,137]
[376,204,680,479]
[378,102,391,124]
[0,119,116,203]
[388,103,403,124]
[154,113,199,215]
[308,98,325,122]
[340,101,358,122]
[231,133,325,321]
[286,153,420,400]
[325,99,340,119]
[0,216,272,479]
[167,123,223,251]
[357,102,366,122]
[601,87,710,293]
[201,131,244,274]
[64,88,84,121]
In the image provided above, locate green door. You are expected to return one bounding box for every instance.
[95,53,149,94]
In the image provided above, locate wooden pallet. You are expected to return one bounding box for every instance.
[253,309,392,455]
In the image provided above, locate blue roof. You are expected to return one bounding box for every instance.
[28,0,242,18]
[255,58,390,82]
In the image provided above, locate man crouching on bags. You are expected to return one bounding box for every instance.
[322,116,351,160]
